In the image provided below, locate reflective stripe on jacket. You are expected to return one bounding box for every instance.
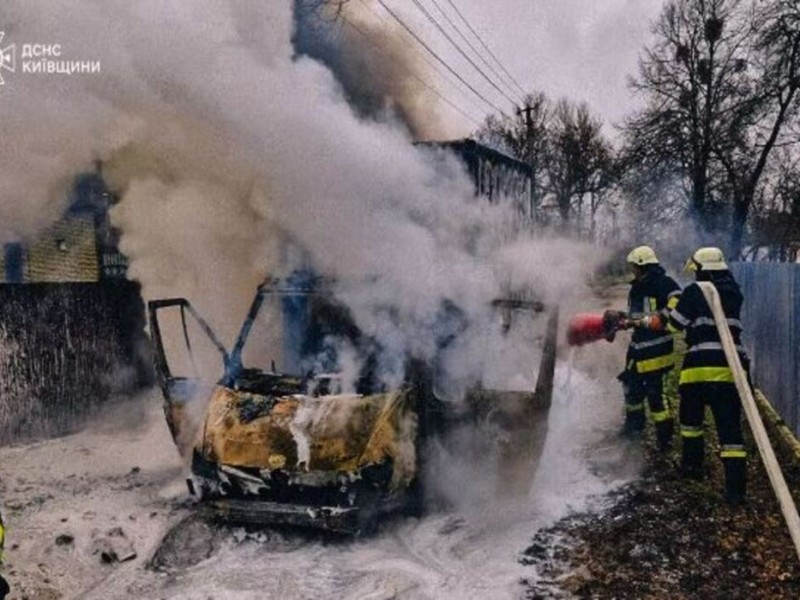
[667,273,748,385]
[626,264,681,374]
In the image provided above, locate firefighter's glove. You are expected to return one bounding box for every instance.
[631,315,664,331]
[602,310,627,340]
[617,318,633,330]
[617,368,635,384]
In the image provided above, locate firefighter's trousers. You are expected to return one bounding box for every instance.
[622,370,674,449]
[679,382,747,503]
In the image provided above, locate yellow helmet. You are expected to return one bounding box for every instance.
[626,245,659,266]
[684,247,728,272]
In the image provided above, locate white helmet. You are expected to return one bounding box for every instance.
[626,245,659,266]
[684,247,728,272]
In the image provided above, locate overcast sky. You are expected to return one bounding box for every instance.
[1,0,667,140]
[394,0,666,135]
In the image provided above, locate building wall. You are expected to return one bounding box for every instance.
[23,215,99,282]
[418,139,536,220]
[0,172,150,444]
[0,281,151,443]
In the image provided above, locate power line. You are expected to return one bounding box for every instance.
[409,0,518,109]
[339,12,483,128]
[374,0,507,115]
[356,0,489,118]
[444,0,528,98]
[427,0,525,104]
[350,1,489,126]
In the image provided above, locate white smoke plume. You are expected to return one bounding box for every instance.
[0,0,606,396]
[293,0,461,140]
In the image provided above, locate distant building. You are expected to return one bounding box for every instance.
[1,168,128,284]
[419,138,536,220]
[0,166,150,444]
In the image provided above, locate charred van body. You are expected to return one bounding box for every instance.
[149,270,557,534]
[149,272,444,533]
[147,140,552,534]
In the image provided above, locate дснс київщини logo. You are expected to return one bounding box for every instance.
[0,32,16,85]
[0,32,101,85]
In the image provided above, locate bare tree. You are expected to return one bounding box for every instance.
[623,0,752,236]
[748,149,800,260]
[477,94,616,235]
[546,100,615,231]
[623,0,800,257]
[618,157,690,245]
[712,0,800,256]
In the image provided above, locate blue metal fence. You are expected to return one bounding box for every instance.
[731,262,800,437]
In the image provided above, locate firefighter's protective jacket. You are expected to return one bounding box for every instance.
[667,270,748,385]
[626,264,681,374]
[0,507,7,600]
[0,508,4,563]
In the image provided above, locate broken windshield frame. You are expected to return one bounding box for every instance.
[222,271,355,387]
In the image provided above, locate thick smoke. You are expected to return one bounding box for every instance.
[293,0,457,140]
[0,0,605,397]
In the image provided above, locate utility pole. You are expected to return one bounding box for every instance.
[517,103,537,224]
[517,103,534,135]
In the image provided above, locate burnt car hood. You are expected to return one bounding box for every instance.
[196,385,418,489]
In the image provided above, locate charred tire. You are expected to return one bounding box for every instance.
[355,490,381,536]
[402,479,424,519]
[356,511,378,537]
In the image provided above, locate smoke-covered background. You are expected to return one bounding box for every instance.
[0,5,655,597]
[0,0,609,397]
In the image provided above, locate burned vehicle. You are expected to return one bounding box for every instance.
[149,271,558,534]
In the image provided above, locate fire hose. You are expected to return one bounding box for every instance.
[697,282,800,562]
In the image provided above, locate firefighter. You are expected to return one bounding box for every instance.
[665,247,748,505]
[0,508,8,599]
[608,245,681,449]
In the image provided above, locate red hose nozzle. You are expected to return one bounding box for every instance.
[566,312,619,346]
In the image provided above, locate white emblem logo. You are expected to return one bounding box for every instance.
[0,32,16,85]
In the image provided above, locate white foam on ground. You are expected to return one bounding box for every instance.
[50,359,637,600]
[0,394,186,599]
[0,329,642,600]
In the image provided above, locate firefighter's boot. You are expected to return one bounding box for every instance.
[655,419,674,452]
[723,458,747,507]
[680,436,704,480]
[620,410,645,439]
